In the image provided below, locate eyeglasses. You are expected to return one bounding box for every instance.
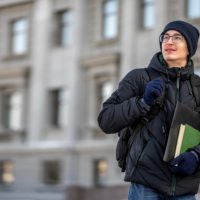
[159,34,184,44]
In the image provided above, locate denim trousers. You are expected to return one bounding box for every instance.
[128,183,196,200]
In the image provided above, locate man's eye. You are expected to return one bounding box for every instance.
[174,36,182,40]
[163,36,169,40]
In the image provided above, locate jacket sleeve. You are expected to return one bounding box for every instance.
[191,145,200,159]
[97,69,150,134]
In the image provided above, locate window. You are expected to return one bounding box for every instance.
[187,0,200,19]
[98,81,113,104]
[142,0,155,29]
[0,161,15,185]
[48,89,67,128]
[57,10,73,46]
[94,159,108,187]
[96,81,113,116]
[11,18,28,54]
[0,90,23,131]
[43,161,61,185]
[102,0,119,39]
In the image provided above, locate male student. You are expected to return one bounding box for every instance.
[98,20,200,200]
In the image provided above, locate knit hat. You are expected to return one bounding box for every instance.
[160,20,199,57]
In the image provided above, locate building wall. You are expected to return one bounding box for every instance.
[0,0,199,200]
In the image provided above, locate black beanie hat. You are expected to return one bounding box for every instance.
[160,20,199,57]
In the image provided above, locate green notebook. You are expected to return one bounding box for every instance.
[175,124,200,158]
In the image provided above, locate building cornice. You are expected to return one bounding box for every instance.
[0,0,32,8]
[0,140,115,155]
[82,52,120,68]
[0,67,29,79]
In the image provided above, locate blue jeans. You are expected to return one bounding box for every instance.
[128,183,196,200]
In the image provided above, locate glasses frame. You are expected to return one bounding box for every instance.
[159,34,184,44]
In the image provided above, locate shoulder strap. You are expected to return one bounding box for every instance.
[190,74,200,111]
[145,68,162,81]
[129,68,164,132]
[125,68,165,170]
[145,67,165,108]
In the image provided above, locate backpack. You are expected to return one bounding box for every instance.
[116,68,200,172]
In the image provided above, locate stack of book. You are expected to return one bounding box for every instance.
[163,102,200,162]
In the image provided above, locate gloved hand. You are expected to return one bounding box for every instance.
[169,151,199,176]
[143,78,165,106]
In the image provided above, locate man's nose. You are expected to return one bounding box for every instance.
[166,36,174,44]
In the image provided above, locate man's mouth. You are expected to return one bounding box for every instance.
[164,48,176,53]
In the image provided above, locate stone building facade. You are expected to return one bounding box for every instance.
[0,0,199,200]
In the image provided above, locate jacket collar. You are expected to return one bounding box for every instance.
[148,52,194,81]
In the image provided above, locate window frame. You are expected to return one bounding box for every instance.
[187,0,200,19]
[141,0,155,30]
[42,160,61,185]
[0,160,15,186]
[10,17,29,55]
[56,10,73,46]
[93,159,108,187]
[102,0,119,39]
[96,80,114,111]
[0,88,23,132]
[48,88,68,129]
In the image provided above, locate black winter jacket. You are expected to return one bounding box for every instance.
[98,52,200,196]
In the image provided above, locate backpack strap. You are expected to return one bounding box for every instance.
[129,68,165,132]
[145,68,162,80]
[118,68,165,172]
[145,68,165,108]
[190,74,200,112]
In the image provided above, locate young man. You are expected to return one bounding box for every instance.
[98,21,200,199]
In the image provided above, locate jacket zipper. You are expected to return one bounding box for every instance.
[171,69,181,195]
[162,125,167,146]
[171,175,177,195]
[176,69,181,101]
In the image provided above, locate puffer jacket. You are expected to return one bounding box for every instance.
[97,52,200,196]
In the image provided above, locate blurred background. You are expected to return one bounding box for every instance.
[0,0,200,200]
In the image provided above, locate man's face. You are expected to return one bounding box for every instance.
[161,30,189,66]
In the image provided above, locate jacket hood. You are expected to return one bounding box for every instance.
[148,52,194,81]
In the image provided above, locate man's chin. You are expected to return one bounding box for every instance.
[163,55,177,62]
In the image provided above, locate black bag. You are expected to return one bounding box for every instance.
[116,121,147,172]
[116,127,131,171]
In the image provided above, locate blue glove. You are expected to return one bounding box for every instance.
[143,78,165,106]
[169,151,199,176]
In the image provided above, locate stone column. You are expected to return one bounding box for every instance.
[27,0,52,142]
[66,0,87,142]
[120,0,138,78]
